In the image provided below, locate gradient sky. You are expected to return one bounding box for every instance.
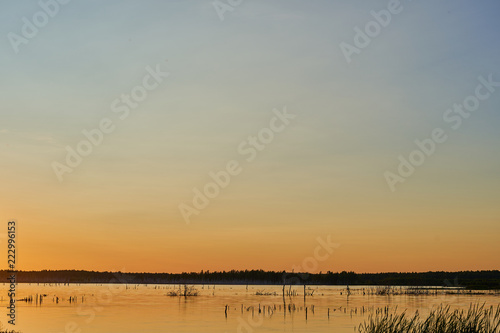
[1,0,499,273]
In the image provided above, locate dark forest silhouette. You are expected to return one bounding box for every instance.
[1,270,499,289]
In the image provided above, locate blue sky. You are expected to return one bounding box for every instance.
[0,0,499,272]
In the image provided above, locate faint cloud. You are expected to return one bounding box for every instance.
[35,134,59,145]
[2,129,62,147]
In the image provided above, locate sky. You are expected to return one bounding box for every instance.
[0,0,499,274]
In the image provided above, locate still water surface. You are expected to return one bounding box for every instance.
[1,284,499,332]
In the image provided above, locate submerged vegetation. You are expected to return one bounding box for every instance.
[358,303,500,333]
[255,290,278,296]
[0,321,22,333]
[166,285,199,297]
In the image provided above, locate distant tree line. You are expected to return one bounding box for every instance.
[1,270,499,289]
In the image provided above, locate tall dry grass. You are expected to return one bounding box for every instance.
[358,303,500,333]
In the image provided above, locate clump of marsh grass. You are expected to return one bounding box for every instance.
[166,285,199,297]
[255,290,277,296]
[358,303,500,333]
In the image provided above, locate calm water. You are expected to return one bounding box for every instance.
[1,284,499,332]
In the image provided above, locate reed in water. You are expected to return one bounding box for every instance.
[358,303,500,333]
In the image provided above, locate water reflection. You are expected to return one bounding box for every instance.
[0,284,498,333]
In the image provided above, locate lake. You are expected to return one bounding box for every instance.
[1,284,499,332]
